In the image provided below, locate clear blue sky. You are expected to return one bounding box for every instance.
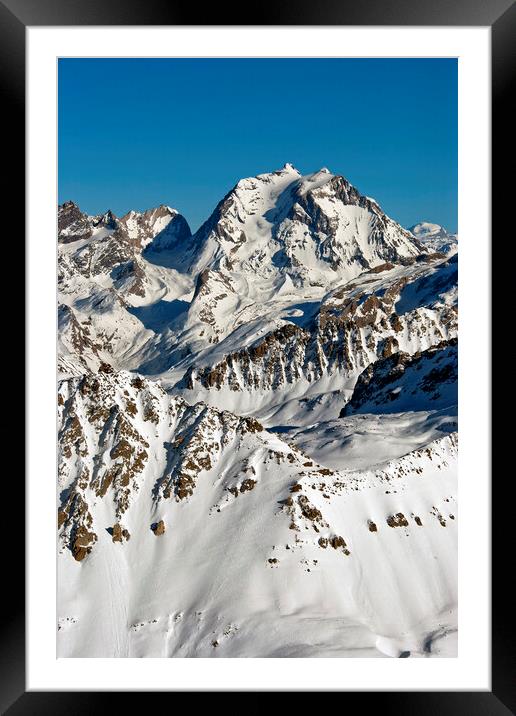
[58,58,457,233]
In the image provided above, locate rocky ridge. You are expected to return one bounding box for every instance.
[180,252,457,398]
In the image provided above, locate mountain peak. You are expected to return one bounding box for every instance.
[183,164,425,287]
[408,221,457,255]
[91,209,118,231]
[59,199,80,211]
[409,222,447,238]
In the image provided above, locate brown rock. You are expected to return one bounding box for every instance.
[58,510,67,529]
[381,336,399,358]
[71,525,97,561]
[390,314,403,333]
[386,513,409,528]
[112,522,130,543]
[330,535,346,549]
[368,262,394,274]
[297,495,323,522]
[151,519,165,536]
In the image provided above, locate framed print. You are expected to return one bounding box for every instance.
[4,0,512,710]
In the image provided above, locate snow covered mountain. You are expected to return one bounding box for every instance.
[58,201,194,376]
[57,165,458,658]
[58,201,191,294]
[409,222,457,255]
[184,164,425,279]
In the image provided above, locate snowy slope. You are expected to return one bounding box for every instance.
[58,371,457,658]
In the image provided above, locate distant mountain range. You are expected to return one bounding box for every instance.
[58,165,458,658]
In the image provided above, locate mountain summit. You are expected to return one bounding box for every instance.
[408,222,457,254]
[181,166,426,289]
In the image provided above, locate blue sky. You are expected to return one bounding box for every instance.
[58,58,457,233]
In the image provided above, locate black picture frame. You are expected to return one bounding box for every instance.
[4,0,512,711]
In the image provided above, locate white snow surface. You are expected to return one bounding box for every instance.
[58,372,457,658]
